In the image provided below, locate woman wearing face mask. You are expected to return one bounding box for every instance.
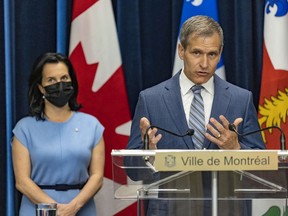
[12,52,105,216]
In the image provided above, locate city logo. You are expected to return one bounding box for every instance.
[165,155,176,167]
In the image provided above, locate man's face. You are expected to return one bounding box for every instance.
[178,33,222,85]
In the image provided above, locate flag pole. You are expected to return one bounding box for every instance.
[4,0,15,215]
[56,0,68,54]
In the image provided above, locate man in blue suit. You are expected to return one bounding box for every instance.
[127,15,264,151]
[126,15,265,215]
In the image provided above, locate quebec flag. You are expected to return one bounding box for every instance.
[173,0,225,80]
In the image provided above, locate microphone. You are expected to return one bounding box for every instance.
[229,123,286,150]
[143,125,194,150]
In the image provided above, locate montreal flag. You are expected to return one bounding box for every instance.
[255,1,288,215]
[258,0,288,150]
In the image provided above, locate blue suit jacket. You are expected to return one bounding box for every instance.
[127,72,265,150]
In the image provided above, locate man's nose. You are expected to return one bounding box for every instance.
[199,55,208,68]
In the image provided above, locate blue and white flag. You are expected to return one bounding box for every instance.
[172,0,225,79]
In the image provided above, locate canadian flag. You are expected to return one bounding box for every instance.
[69,0,136,215]
[258,1,288,150]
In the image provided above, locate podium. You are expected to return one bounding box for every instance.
[111,150,288,216]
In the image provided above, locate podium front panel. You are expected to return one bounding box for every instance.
[111,150,288,215]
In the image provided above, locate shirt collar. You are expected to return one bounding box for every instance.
[179,68,214,96]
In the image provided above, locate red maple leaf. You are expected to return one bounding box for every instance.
[70,43,131,180]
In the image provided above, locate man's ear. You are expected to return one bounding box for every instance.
[217,46,223,63]
[178,43,184,60]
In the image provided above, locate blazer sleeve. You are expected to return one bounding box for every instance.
[126,91,148,150]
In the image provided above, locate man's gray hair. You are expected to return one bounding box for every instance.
[179,15,224,49]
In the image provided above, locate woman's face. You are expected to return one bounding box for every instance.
[41,62,71,87]
[37,62,74,109]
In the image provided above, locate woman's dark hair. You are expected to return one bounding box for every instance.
[28,52,82,120]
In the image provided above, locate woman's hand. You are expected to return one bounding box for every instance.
[56,202,79,216]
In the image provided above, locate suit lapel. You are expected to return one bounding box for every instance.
[203,75,231,149]
[162,73,194,149]
[161,74,231,149]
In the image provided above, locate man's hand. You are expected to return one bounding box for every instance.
[140,117,162,149]
[205,115,243,149]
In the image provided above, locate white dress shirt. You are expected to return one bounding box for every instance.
[179,69,215,127]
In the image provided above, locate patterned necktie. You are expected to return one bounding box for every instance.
[189,85,205,149]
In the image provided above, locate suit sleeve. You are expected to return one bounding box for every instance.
[124,92,159,181]
[126,91,149,149]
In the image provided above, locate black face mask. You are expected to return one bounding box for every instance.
[43,81,74,107]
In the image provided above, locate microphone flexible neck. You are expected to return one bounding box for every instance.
[143,125,194,150]
[229,124,286,150]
